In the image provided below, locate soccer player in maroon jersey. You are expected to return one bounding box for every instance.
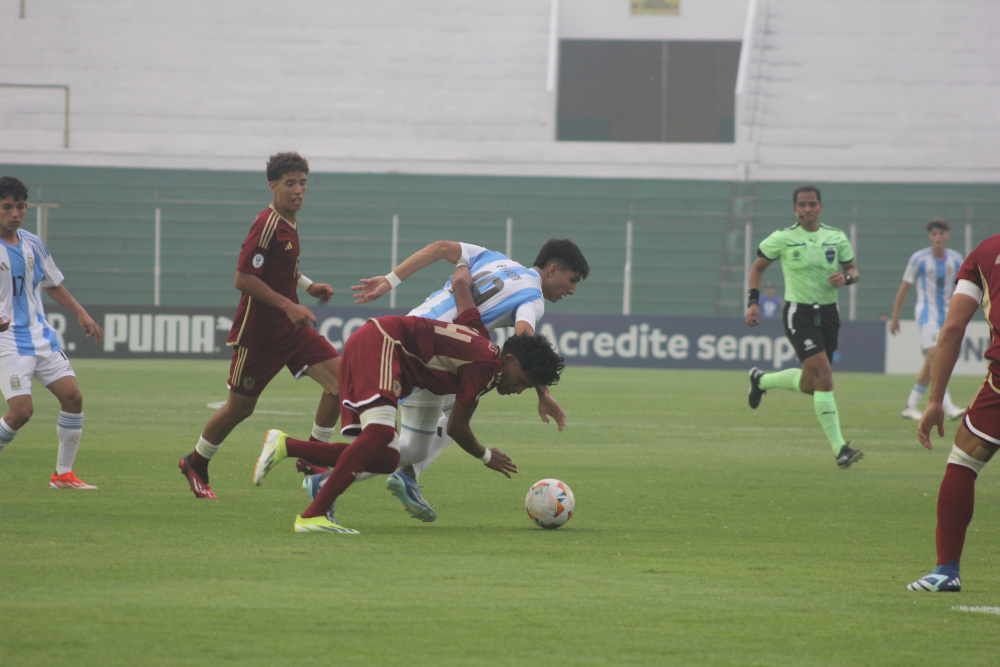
[252,262,565,534]
[908,234,1000,592]
[178,152,341,499]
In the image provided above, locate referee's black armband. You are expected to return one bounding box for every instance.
[843,272,854,285]
[747,288,760,307]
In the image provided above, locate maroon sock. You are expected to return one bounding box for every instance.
[365,448,403,474]
[936,463,977,565]
[189,451,210,477]
[302,424,399,519]
[285,437,349,466]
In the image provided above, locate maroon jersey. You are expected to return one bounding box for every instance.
[956,233,1000,364]
[340,308,502,413]
[227,205,301,348]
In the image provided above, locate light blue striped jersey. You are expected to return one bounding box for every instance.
[0,230,65,356]
[408,243,545,331]
[902,247,964,327]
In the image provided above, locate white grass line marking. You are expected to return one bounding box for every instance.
[952,605,1000,615]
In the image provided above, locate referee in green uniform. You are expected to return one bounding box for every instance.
[744,185,864,469]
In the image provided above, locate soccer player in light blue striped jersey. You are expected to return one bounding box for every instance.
[338,239,588,520]
[0,176,104,489]
[889,219,966,421]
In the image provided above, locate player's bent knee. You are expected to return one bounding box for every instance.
[5,412,31,429]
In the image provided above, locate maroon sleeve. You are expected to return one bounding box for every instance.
[454,307,489,338]
[235,217,269,276]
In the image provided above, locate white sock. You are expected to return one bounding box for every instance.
[195,435,221,460]
[907,383,926,410]
[0,417,18,453]
[310,422,337,443]
[55,411,84,475]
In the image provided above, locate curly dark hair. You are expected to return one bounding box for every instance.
[266,152,309,182]
[0,176,29,202]
[533,238,589,279]
[501,333,565,387]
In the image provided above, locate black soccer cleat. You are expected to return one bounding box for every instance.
[835,442,864,469]
[748,367,766,409]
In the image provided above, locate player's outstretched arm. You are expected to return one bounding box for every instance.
[447,400,518,477]
[352,240,464,304]
[44,285,104,342]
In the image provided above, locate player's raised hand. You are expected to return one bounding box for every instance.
[351,276,392,304]
[484,448,518,478]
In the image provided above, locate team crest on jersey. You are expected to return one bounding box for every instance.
[392,379,402,397]
[825,248,836,264]
[252,253,265,269]
[489,342,500,356]
[242,377,256,390]
[26,255,34,273]
[792,250,801,260]
[9,375,20,390]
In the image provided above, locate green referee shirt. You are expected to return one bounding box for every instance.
[758,223,854,305]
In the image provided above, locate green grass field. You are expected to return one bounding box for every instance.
[1,360,998,666]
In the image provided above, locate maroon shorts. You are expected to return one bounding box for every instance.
[337,320,404,431]
[963,362,1000,445]
[227,326,339,397]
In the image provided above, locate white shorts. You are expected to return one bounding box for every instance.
[920,322,942,350]
[0,351,76,400]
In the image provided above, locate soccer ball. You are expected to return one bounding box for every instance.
[525,478,574,529]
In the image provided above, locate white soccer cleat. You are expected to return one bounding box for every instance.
[253,429,288,485]
[945,407,966,421]
[901,407,923,420]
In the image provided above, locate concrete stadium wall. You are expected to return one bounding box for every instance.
[3,164,997,320]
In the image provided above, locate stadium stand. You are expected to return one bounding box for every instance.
[1,1,998,317]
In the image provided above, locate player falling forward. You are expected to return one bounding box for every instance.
[304,239,588,522]
[177,152,341,499]
[908,233,1000,592]
[0,176,104,489]
[253,262,566,534]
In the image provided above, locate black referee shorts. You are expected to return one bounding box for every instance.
[782,302,840,363]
